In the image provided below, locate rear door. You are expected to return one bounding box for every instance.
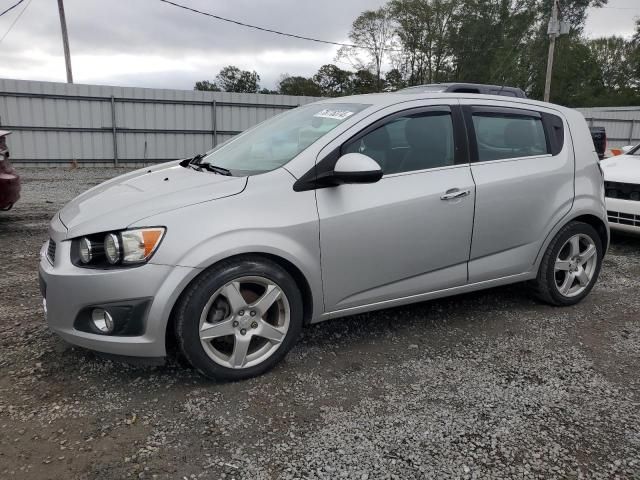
[459,99,572,283]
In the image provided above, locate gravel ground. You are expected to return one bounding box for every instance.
[1,167,639,480]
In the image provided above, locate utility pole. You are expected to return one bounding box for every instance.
[57,0,73,83]
[543,0,559,102]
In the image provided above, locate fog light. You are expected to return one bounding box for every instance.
[91,308,114,334]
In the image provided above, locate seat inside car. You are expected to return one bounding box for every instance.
[401,116,452,172]
[359,126,392,172]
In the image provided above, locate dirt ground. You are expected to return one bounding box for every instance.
[0,168,639,480]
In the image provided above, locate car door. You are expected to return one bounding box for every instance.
[315,103,476,314]
[459,99,573,283]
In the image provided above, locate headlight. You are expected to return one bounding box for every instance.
[104,233,121,264]
[120,228,165,264]
[79,237,93,264]
[73,227,165,268]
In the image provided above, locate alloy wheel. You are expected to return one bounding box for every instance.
[198,276,290,369]
[554,233,598,298]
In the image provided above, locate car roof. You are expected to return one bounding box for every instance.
[398,82,525,95]
[313,92,570,115]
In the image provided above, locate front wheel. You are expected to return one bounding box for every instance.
[531,221,603,306]
[175,257,303,380]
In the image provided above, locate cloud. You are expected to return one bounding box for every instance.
[0,0,637,90]
[0,0,386,89]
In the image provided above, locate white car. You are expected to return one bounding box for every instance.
[601,144,640,233]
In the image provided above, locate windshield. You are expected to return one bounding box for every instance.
[200,103,368,175]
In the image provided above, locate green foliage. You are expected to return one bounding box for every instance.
[195,66,260,93]
[351,69,379,94]
[313,64,353,97]
[194,80,221,92]
[215,66,261,93]
[277,75,323,96]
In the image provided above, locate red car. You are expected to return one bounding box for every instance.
[0,130,20,210]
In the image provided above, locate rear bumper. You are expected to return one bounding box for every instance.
[0,172,20,209]
[606,197,640,234]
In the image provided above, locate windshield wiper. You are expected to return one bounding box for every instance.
[179,153,204,168]
[179,153,232,175]
[200,164,232,176]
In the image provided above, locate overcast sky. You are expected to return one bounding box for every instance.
[0,0,638,91]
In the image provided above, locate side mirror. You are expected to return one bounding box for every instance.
[331,153,383,185]
[292,152,383,192]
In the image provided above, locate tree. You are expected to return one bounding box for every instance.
[277,75,323,96]
[313,64,353,96]
[194,80,221,91]
[351,69,378,94]
[384,68,405,91]
[337,7,396,91]
[214,66,261,93]
[588,36,635,91]
[390,0,459,85]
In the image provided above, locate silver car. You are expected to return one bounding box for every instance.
[39,93,608,380]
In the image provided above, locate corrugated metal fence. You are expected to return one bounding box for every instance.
[0,78,320,166]
[1,78,638,165]
[576,106,640,148]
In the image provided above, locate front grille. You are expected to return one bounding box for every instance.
[604,181,640,201]
[47,239,56,263]
[608,210,640,227]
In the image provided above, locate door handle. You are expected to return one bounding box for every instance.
[440,188,471,200]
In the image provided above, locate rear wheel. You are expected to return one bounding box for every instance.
[531,221,603,306]
[175,257,303,380]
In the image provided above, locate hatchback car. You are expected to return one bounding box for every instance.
[601,143,640,233]
[40,93,608,380]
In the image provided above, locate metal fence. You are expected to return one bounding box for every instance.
[576,106,640,148]
[1,78,638,165]
[0,78,321,166]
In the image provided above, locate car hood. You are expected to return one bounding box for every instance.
[601,155,640,184]
[59,161,247,238]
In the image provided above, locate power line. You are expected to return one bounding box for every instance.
[0,0,31,44]
[158,0,365,49]
[0,0,25,17]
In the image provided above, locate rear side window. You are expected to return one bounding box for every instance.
[471,111,548,162]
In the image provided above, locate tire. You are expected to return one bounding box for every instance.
[175,256,303,381]
[531,221,603,306]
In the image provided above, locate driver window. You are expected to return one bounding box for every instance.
[343,111,455,175]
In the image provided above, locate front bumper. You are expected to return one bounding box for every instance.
[39,239,197,357]
[606,197,640,234]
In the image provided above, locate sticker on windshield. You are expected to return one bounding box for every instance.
[313,109,355,121]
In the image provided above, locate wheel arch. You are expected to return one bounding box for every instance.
[571,214,609,253]
[165,252,316,356]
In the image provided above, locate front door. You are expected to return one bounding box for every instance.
[316,105,475,313]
